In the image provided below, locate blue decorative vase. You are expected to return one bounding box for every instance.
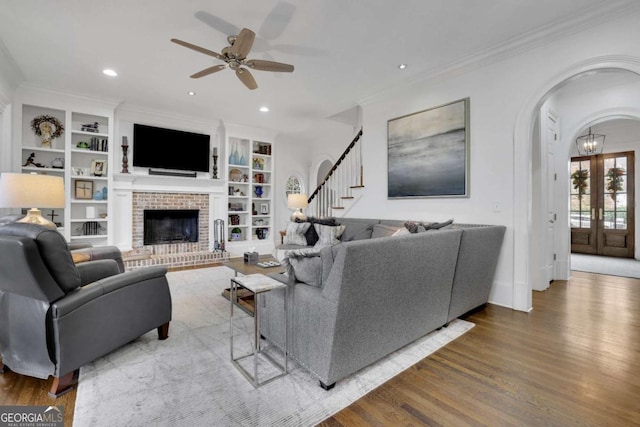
[254,185,263,198]
[102,187,108,200]
[93,191,103,201]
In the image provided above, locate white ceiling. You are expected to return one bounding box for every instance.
[0,0,634,141]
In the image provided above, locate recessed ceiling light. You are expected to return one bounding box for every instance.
[102,69,118,77]
[398,64,407,70]
[259,106,269,112]
[188,91,196,96]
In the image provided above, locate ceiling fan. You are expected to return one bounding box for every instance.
[171,28,294,90]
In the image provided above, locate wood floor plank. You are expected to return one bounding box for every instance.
[2,271,639,426]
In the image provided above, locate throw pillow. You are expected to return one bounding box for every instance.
[283,222,311,246]
[296,216,338,246]
[313,224,345,248]
[404,221,427,233]
[391,227,411,237]
[371,224,400,239]
[340,222,374,241]
[425,218,454,230]
[282,248,323,287]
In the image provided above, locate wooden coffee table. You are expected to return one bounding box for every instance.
[224,254,285,276]
[222,255,286,315]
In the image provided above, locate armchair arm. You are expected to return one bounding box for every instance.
[67,242,93,251]
[76,259,121,286]
[52,266,168,317]
[71,246,125,272]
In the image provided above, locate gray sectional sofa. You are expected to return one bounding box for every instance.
[263,218,505,389]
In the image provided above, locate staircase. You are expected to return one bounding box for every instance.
[307,129,364,218]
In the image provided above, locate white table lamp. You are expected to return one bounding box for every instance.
[287,193,308,222]
[0,173,65,229]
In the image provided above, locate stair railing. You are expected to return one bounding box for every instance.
[307,128,363,218]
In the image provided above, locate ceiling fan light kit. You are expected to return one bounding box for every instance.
[171,27,294,90]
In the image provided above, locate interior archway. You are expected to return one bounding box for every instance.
[514,57,640,312]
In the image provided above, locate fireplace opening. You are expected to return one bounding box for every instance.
[144,209,199,245]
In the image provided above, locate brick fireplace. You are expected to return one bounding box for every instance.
[123,191,226,270]
[112,174,228,270]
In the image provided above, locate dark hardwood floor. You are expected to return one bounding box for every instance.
[2,270,639,426]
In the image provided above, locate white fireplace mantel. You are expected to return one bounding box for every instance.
[112,173,226,194]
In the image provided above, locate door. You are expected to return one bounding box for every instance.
[544,114,558,283]
[570,151,635,257]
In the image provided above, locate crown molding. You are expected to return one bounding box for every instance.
[17,82,122,110]
[115,103,221,131]
[0,39,23,109]
[359,0,640,107]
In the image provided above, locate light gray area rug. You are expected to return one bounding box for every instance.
[73,266,474,427]
[571,253,640,278]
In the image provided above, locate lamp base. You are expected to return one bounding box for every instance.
[18,208,57,229]
[290,209,307,222]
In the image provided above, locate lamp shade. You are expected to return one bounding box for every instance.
[0,173,65,229]
[0,173,65,208]
[288,193,308,222]
[287,193,308,209]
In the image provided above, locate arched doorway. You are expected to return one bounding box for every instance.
[514,57,640,311]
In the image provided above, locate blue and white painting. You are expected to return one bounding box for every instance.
[388,99,469,198]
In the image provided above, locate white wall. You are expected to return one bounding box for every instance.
[339,8,640,310]
[273,134,312,234]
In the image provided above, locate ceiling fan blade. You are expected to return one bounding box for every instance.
[246,59,294,73]
[190,64,227,78]
[236,68,258,90]
[171,38,225,61]
[229,28,255,59]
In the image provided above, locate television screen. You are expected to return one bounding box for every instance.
[133,124,210,172]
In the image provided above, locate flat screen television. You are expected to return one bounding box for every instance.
[133,124,210,172]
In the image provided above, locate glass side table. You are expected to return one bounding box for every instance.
[230,273,288,387]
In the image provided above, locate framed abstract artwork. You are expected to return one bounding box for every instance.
[387,98,470,198]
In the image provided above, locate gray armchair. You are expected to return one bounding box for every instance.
[0,223,172,397]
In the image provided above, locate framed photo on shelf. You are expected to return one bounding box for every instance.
[91,160,107,176]
[75,180,93,199]
[72,167,90,176]
[260,203,269,215]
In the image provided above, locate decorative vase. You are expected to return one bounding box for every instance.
[93,191,103,201]
[254,185,263,198]
[102,187,108,200]
[230,142,239,165]
[239,146,246,166]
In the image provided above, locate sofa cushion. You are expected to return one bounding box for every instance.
[283,222,311,246]
[340,222,375,242]
[313,224,345,248]
[297,217,338,246]
[371,224,400,239]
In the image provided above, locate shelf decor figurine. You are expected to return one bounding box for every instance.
[121,136,130,173]
[31,115,64,148]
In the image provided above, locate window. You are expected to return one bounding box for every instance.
[285,175,303,196]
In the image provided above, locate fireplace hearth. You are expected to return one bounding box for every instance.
[144,209,199,245]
